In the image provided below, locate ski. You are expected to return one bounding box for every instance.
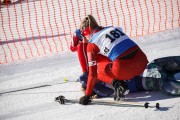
[0,79,77,95]
[55,95,160,109]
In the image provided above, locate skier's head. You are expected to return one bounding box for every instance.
[80,15,100,39]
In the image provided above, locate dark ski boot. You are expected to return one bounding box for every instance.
[112,80,129,101]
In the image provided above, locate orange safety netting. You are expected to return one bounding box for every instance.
[0,0,179,64]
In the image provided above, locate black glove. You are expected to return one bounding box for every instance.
[79,95,91,105]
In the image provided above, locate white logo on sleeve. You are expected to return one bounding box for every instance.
[88,61,97,66]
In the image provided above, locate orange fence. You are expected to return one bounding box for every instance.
[0,0,179,64]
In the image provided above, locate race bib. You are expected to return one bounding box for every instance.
[90,27,129,57]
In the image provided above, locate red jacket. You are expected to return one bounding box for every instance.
[70,31,88,73]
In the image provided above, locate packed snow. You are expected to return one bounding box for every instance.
[0,28,180,120]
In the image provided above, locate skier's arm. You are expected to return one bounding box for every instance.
[70,29,83,52]
[85,43,99,96]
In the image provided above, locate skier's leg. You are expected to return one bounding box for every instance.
[96,54,114,84]
[141,60,180,96]
[97,56,131,100]
[80,79,114,98]
[96,49,148,100]
[111,48,148,80]
[140,62,162,91]
[152,56,180,95]
[93,81,114,97]
[160,73,180,96]
[125,76,146,92]
[174,72,180,81]
[79,54,114,97]
[154,56,180,73]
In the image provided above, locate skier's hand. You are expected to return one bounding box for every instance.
[79,95,91,105]
[72,29,83,47]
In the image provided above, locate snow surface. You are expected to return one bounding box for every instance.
[0,0,180,119]
[0,28,180,120]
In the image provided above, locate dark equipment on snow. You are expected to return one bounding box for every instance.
[55,95,66,104]
[112,80,129,101]
[144,102,160,109]
[55,95,161,109]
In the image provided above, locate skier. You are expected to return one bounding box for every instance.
[70,28,114,98]
[79,55,180,105]
[78,15,148,105]
[136,56,180,96]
